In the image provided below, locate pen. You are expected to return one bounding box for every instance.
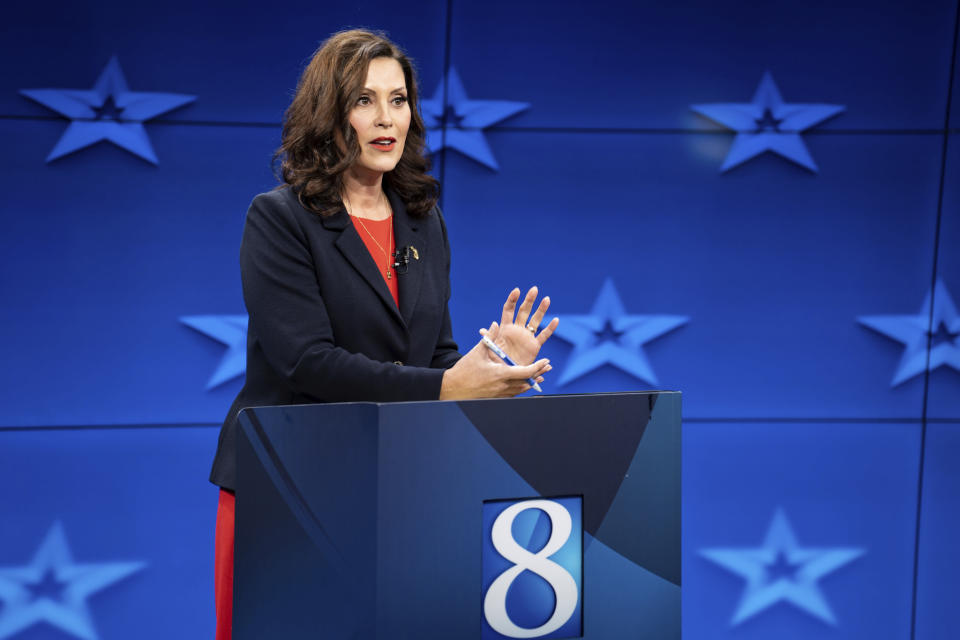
[480,335,543,393]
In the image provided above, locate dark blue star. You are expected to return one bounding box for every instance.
[594,319,625,345]
[180,315,248,389]
[701,509,865,626]
[691,72,845,172]
[858,279,960,386]
[421,67,529,170]
[930,320,959,350]
[25,568,66,603]
[766,550,800,583]
[754,108,785,132]
[20,57,196,164]
[0,522,145,640]
[551,278,688,386]
[437,104,467,129]
[93,96,123,121]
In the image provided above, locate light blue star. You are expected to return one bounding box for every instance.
[552,278,688,386]
[858,279,960,386]
[421,67,529,170]
[20,56,196,164]
[0,522,145,640]
[691,72,844,172]
[180,315,248,389]
[701,509,864,626]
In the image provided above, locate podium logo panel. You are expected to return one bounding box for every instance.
[481,497,583,639]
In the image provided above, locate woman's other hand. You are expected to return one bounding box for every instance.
[489,286,559,366]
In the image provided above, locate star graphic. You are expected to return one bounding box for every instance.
[180,315,248,389]
[858,278,960,386]
[701,509,864,626]
[20,56,196,164]
[0,522,145,640]
[691,72,844,172]
[551,278,688,386]
[421,67,529,170]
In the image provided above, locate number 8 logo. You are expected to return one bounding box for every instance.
[483,500,579,638]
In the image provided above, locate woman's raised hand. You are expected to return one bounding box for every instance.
[486,286,560,366]
[438,287,560,401]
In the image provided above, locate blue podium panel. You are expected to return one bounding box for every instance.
[0,425,217,640]
[0,118,279,427]
[446,0,954,130]
[682,420,921,640]
[235,392,680,639]
[2,0,446,124]
[914,422,960,639]
[928,133,960,419]
[441,130,940,418]
[953,46,960,129]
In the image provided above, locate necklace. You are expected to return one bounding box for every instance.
[345,192,394,279]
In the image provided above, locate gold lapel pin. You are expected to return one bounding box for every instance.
[411,247,419,260]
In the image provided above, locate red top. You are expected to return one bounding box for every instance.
[350,214,398,307]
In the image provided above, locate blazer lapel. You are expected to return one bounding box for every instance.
[387,190,424,327]
[324,207,405,328]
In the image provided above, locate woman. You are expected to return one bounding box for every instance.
[209,29,559,639]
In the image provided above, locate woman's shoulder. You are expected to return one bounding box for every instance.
[247,185,324,228]
[249,185,299,213]
[242,185,327,245]
[424,204,449,235]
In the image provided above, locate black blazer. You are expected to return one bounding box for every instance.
[209,186,461,490]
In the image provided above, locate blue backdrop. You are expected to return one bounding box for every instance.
[0,0,957,638]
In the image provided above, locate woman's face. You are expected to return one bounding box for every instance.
[348,57,411,177]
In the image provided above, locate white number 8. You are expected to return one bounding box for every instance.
[483,500,579,638]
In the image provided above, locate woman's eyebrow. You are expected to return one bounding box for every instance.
[360,86,407,94]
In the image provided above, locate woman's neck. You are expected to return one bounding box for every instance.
[342,168,390,220]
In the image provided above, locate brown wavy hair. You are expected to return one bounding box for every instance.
[275,29,439,217]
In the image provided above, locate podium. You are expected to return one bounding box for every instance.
[234,392,680,639]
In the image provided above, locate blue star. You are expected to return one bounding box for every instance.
[552,278,688,386]
[691,72,844,172]
[180,315,248,389]
[0,522,145,640]
[20,57,196,164]
[421,67,529,170]
[701,509,864,626]
[858,279,960,386]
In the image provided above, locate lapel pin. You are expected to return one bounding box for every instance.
[411,247,419,260]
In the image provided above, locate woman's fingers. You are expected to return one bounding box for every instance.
[505,358,550,380]
[515,286,538,328]
[526,295,550,332]
[500,288,521,327]
[537,316,560,346]
[478,320,499,338]
[498,287,556,341]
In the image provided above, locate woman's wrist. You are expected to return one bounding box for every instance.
[439,367,458,400]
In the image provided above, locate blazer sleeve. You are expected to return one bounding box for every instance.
[430,208,462,370]
[240,192,447,402]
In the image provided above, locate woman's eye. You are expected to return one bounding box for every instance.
[357,95,371,105]
[392,95,407,106]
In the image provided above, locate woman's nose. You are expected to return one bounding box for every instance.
[375,101,393,127]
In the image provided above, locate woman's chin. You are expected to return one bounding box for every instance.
[353,155,401,176]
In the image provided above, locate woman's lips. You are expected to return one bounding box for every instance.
[370,137,396,151]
